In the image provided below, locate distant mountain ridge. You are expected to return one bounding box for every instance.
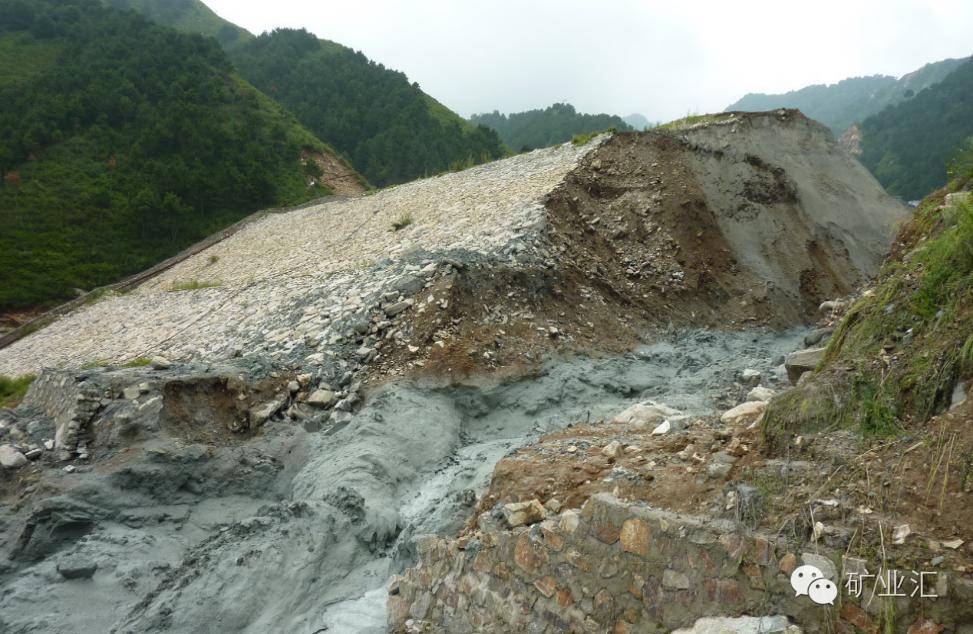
[470,103,633,152]
[726,56,969,135]
[106,0,252,46]
[858,57,973,199]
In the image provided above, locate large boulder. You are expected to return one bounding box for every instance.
[0,444,28,469]
[784,347,826,384]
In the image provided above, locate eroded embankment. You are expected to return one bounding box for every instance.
[0,111,913,633]
[0,330,802,633]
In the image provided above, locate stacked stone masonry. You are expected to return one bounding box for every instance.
[389,494,973,633]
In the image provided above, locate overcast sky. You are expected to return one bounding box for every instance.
[206,0,973,122]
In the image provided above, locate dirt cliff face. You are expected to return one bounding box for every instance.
[0,114,912,633]
[544,111,906,331]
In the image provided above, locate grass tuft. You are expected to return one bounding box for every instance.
[391,213,414,232]
[168,279,222,292]
[0,374,36,408]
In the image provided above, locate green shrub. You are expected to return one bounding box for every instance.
[168,279,222,292]
[391,213,413,232]
[0,374,36,408]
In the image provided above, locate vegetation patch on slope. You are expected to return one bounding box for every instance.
[0,373,35,408]
[763,146,973,450]
[0,0,348,310]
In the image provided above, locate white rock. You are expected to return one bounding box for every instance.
[0,444,28,469]
[746,386,775,403]
[612,400,681,427]
[502,499,547,527]
[149,356,172,370]
[741,368,761,382]
[651,420,671,435]
[601,441,622,459]
[307,389,336,407]
[892,524,911,545]
[673,616,800,634]
[721,401,767,425]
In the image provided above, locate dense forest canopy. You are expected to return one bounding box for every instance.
[859,58,973,200]
[470,103,633,152]
[726,57,968,135]
[230,28,507,186]
[0,0,338,310]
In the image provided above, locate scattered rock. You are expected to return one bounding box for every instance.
[249,397,285,427]
[384,299,414,317]
[784,347,825,384]
[612,401,681,427]
[150,356,172,370]
[502,500,547,527]
[803,327,834,348]
[307,389,336,407]
[740,368,761,384]
[707,462,732,480]
[57,556,98,580]
[651,420,671,435]
[122,386,142,400]
[0,444,28,469]
[601,441,622,459]
[746,386,775,402]
[892,524,911,545]
[720,401,766,425]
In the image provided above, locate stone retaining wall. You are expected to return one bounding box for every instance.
[389,493,973,633]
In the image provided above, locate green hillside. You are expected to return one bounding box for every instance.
[105,0,252,46]
[470,103,633,152]
[859,59,973,200]
[228,28,506,186]
[0,0,346,310]
[726,57,968,135]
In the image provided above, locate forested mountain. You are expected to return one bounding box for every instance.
[470,103,632,152]
[726,57,968,135]
[0,0,352,310]
[859,58,973,200]
[105,0,252,47]
[228,29,506,186]
[96,1,507,186]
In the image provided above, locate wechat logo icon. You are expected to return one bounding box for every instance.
[790,564,837,605]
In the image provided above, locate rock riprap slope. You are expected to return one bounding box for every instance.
[0,139,591,376]
[1,111,904,382]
